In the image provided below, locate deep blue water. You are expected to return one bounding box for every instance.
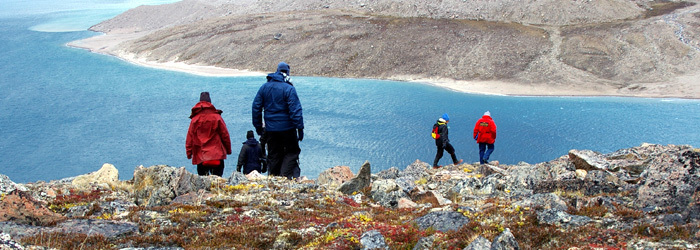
[1,2,699,183]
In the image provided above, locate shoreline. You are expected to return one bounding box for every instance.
[67,33,700,100]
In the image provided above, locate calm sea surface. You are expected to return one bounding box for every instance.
[1,1,699,183]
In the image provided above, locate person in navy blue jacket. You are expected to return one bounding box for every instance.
[237,130,266,174]
[252,62,304,179]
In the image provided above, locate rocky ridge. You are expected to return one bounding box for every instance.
[80,0,700,98]
[1,143,699,249]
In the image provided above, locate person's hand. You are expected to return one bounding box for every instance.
[297,129,304,141]
[255,127,264,136]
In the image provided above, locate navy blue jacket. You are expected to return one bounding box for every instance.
[237,138,263,174]
[252,71,304,132]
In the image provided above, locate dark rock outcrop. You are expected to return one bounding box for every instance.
[338,161,371,195]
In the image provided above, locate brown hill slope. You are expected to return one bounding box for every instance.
[80,0,700,98]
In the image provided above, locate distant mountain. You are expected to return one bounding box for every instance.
[86,0,700,98]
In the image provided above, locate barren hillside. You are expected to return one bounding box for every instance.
[83,0,700,98]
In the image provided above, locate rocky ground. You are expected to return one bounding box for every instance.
[1,143,699,249]
[76,0,700,98]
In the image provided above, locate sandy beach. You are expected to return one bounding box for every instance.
[68,33,700,99]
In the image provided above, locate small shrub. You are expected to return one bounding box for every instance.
[569,203,608,218]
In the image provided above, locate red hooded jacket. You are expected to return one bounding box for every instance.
[473,115,497,144]
[186,101,232,165]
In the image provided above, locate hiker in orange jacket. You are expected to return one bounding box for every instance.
[473,111,497,164]
[432,113,463,169]
[186,92,232,176]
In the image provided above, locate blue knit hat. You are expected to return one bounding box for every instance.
[442,113,450,121]
[277,62,290,74]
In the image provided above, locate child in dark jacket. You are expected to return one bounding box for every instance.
[432,113,463,169]
[237,130,266,174]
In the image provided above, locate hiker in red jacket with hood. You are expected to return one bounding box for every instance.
[186,92,232,176]
[473,111,497,164]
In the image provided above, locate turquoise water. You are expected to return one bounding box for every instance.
[1,1,699,183]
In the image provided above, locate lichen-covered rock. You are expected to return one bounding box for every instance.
[513,193,567,211]
[0,190,64,226]
[464,235,491,250]
[51,219,138,238]
[0,232,24,249]
[583,170,627,195]
[400,160,430,180]
[376,167,400,180]
[227,170,249,186]
[412,234,436,250]
[569,149,617,172]
[360,230,388,250]
[132,165,217,207]
[491,228,519,250]
[536,209,592,228]
[637,148,700,212]
[414,211,469,232]
[0,174,26,195]
[2,144,700,248]
[317,165,354,188]
[370,179,407,208]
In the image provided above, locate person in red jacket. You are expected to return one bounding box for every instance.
[473,111,497,164]
[186,92,232,176]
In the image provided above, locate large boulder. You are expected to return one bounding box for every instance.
[399,160,430,180]
[569,149,618,172]
[227,171,249,186]
[370,179,407,208]
[360,230,388,250]
[513,193,568,211]
[583,170,627,195]
[464,235,491,250]
[317,166,354,188]
[0,190,64,226]
[636,148,700,212]
[71,163,119,189]
[412,235,436,250]
[449,176,484,201]
[132,165,218,207]
[491,228,520,250]
[0,219,138,240]
[537,209,592,228]
[376,167,400,180]
[0,174,26,195]
[47,219,138,238]
[413,211,469,232]
[338,161,371,195]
